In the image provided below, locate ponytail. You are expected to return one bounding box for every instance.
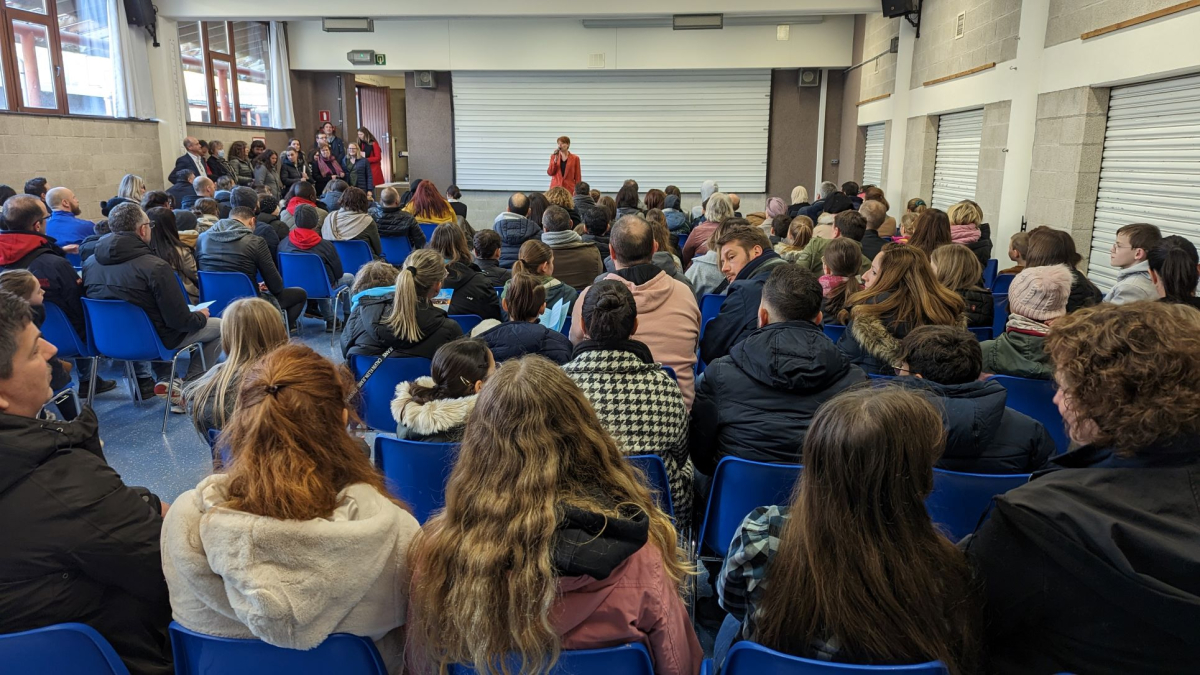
[505,272,547,322]
[387,249,446,343]
[407,338,492,405]
[1147,235,1199,302]
[513,239,553,276]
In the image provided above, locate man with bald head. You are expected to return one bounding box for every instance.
[171,135,208,184]
[493,191,540,268]
[45,187,94,246]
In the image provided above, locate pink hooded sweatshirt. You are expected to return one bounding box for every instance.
[570,270,701,408]
[950,223,981,245]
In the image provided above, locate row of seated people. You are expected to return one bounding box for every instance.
[0,281,1197,674]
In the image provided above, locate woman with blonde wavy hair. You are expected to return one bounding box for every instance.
[406,356,701,675]
[836,244,965,375]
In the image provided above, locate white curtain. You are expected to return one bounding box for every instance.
[111,0,156,119]
[268,22,296,129]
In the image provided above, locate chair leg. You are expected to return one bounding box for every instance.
[86,356,98,409]
[162,358,177,433]
[123,362,139,401]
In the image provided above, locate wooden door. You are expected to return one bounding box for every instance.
[356,83,392,183]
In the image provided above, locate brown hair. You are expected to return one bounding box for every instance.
[906,197,928,215]
[351,260,398,295]
[1025,226,1083,268]
[843,245,965,327]
[754,387,980,673]
[822,238,863,307]
[503,272,547,322]
[338,186,370,213]
[0,269,38,300]
[644,189,666,211]
[192,198,219,217]
[1046,302,1200,456]
[778,216,814,255]
[1009,231,1029,258]
[645,212,677,257]
[908,208,952,257]
[513,240,553,277]
[899,213,919,237]
[595,196,617,223]
[220,343,401,520]
[228,140,248,160]
[1116,222,1162,253]
[429,222,473,266]
[544,186,573,211]
[863,186,889,210]
[931,243,984,292]
[716,221,771,255]
[407,338,492,405]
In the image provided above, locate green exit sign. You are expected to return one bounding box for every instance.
[374,53,386,66]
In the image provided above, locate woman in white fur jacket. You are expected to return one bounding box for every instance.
[391,338,494,442]
[161,344,419,674]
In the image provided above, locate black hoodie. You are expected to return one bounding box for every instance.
[553,504,649,579]
[340,294,463,360]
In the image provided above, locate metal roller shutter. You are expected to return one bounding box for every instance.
[1088,74,1200,290]
[452,70,771,193]
[931,109,984,211]
[862,123,885,189]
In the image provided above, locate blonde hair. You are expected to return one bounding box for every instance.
[947,201,983,228]
[513,239,553,276]
[544,186,573,211]
[186,298,289,436]
[407,356,690,675]
[386,249,447,343]
[931,244,984,292]
[843,245,965,328]
[352,260,398,295]
[704,192,735,223]
[777,216,814,255]
[900,212,919,237]
[0,269,38,300]
[117,174,146,200]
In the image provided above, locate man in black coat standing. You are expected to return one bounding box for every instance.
[171,136,208,184]
[0,290,172,675]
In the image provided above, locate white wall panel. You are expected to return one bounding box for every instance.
[931,108,984,211]
[862,123,885,188]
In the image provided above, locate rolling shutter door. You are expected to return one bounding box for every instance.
[452,70,771,193]
[1088,74,1200,290]
[931,109,984,211]
[862,123,885,188]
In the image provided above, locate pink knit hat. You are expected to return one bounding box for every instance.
[766,197,787,219]
[1008,264,1074,322]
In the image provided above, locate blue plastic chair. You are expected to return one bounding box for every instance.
[699,293,724,335]
[697,457,803,560]
[41,301,98,405]
[418,222,438,242]
[379,237,412,266]
[450,643,654,675]
[169,621,386,675]
[0,622,130,675]
[450,314,483,335]
[279,252,350,346]
[331,239,374,276]
[823,323,847,342]
[676,233,688,252]
[64,251,82,268]
[374,435,458,524]
[991,273,1016,294]
[968,326,992,341]
[992,294,1009,338]
[661,365,678,381]
[198,270,257,318]
[982,258,998,290]
[706,641,947,674]
[628,454,674,518]
[560,316,572,336]
[926,468,1030,542]
[82,298,206,433]
[988,374,1069,454]
[350,354,433,431]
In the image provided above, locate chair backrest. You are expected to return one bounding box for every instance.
[722,641,948,674]
[661,365,678,381]
[350,354,433,431]
[450,314,483,334]
[418,222,438,241]
[42,300,89,358]
[0,622,131,675]
[627,454,674,517]
[449,643,654,675]
[331,239,375,276]
[823,323,847,343]
[560,316,572,336]
[279,252,335,299]
[81,298,172,361]
[198,270,258,318]
[698,457,803,558]
[982,258,998,290]
[700,293,724,330]
[379,237,412,266]
[991,273,1016,294]
[374,435,458,524]
[927,468,1030,542]
[169,621,386,675]
[987,374,1068,454]
[967,326,993,341]
[991,293,1008,338]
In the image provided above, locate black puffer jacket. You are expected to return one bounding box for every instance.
[101,196,135,217]
[0,231,86,336]
[476,258,511,287]
[895,377,1054,474]
[699,252,789,364]
[480,320,573,365]
[445,261,502,321]
[966,222,993,268]
[369,204,426,251]
[340,294,463,359]
[82,232,205,349]
[0,409,171,675]
[958,286,994,328]
[1067,267,1103,312]
[195,219,285,296]
[493,213,542,268]
[257,211,288,244]
[280,158,303,190]
[690,321,866,473]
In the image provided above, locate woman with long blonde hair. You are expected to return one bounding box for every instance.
[406,356,701,675]
[164,344,418,673]
[931,243,993,328]
[836,244,965,374]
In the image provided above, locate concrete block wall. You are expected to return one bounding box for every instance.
[1024,86,1110,265]
[0,114,163,221]
[1045,0,1183,47]
[975,101,1012,225]
[860,15,900,101]
[902,115,938,206]
[910,0,1022,90]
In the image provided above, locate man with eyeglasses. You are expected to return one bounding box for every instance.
[82,202,221,402]
[0,195,116,399]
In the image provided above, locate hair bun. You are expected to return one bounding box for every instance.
[595,292,623,312]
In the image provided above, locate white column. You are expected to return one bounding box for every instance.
[883,17,917,217]
[814,68,829,193]
[146,18,188,188]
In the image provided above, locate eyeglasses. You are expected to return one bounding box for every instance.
[892,364,911,376]
[1110,241,1131,251]
[140,220,154,230]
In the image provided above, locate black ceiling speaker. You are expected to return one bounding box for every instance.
[123,0,159,46]
[881,0,918,18]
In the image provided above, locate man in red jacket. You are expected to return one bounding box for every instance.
[547,135,581,194]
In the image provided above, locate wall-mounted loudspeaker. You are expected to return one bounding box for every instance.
[798,69,820,87]
[414,71,437,89]
[882,0,919,18]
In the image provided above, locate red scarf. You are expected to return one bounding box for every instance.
[288,227,323,250]
[286,196,317,214]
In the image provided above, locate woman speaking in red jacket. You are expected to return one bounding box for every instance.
[547,135,581,194]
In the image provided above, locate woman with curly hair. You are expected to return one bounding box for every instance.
[964,300,1200,675]
[545,186,581,225]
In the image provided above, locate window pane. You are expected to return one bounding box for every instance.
[206,21,228,54]
[12,20,56,109]
[178,21,209,122]
[6,0,47,15]
[0,53,8,110]
[232,21,271,127]
[211,58,234,123]
[58,0,115,116]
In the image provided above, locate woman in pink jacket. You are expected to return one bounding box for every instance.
[406,356,701,675]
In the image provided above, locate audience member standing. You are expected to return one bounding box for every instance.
[370,186,425,250]
[205,140,231,179]
[226,141,254,186]
[247,140,266,163]
[700,223,790,364]
[391,339,493,442]
[428,223,501,321]
[1148,235,1200,309]
[343,143,374,193]
[541,205,603,291]
[322,186,383,257]
[403,180,456,226]
[980,264,1072,380]
[171,136,207,184]
[310,143,345,195]
[321,122,346,163]
[493,192,541,268]
[546,135,581,194]
[252,149,284,198]
[44,186,94,246]
[1024,226,1102,312]
[1104,222,1162,304]
[357,127,386,186]
[478,272,571,364]
[932,243,994,328]
[964,301,1200,675]
[280,148,304,190]
[406,356,700,675]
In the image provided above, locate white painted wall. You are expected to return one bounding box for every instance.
[286,17,855,71]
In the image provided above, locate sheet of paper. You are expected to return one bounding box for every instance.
[539,298,568,332]
[189,300,215,312]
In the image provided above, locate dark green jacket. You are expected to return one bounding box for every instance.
[981,330,1053,380]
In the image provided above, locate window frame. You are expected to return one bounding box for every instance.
[185,19,273,130]
[0,0,71,114]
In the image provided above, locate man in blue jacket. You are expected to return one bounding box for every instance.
[698,221,789,364]
[45,187,95,246]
